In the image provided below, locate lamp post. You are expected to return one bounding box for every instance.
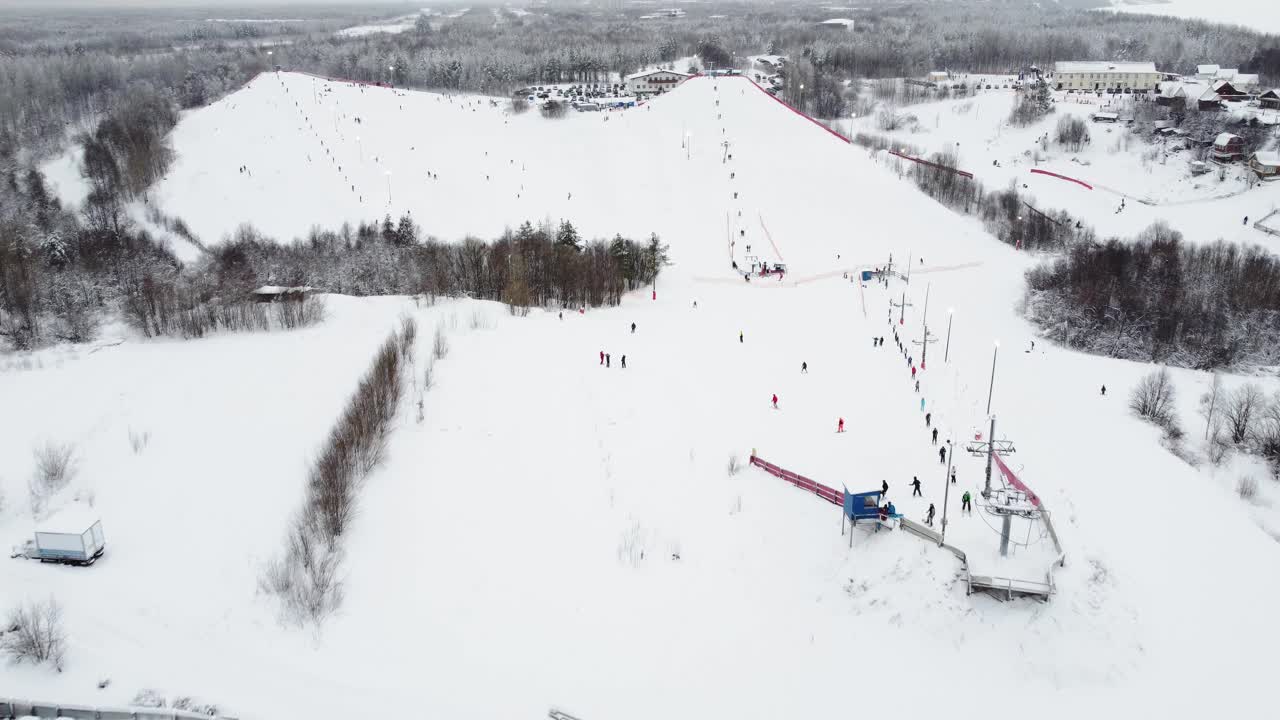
[919,283,931,369]
[986,341,1000,415]
[799,82,805,110]
[685,131,691,160]
[385,170,392,205]
[939,440,954,546]
[944,308,954,363]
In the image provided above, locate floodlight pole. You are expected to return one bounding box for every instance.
[983,414,996,499]
[939,440,954,547]
[944,309,954,363]
[919,283,931,369]
[986,341,999,415]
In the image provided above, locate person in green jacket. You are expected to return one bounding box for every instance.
[961,491,972,514]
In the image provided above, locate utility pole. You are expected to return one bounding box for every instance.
[939,440,954,547]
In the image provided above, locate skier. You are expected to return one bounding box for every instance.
[772,393,778,409]
[837,418,845,433]
[931,427,939,445]
[911,365,917,379]
[915,380,920,393]
[599,350,604,365]
[606,353,611,368]
[939,446,946,464]
[1244,215,1249,225]
[631,322,636,334]
[962,491,972,514]
[950,467,956,484]
[801,361,808,373]
[739,331,744,343]
[925,412,931,427]
[926,503,936,526]
[882,479,889,495]
[911,476,922,497]
[621,355,627,369]
[1101,384,1107,396]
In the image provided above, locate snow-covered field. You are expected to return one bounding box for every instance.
[1109,0,1280,35]
[851,87,1280,245]
[7,71,1280,718]
[336,10,430,38]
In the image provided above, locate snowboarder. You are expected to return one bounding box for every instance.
[631,322,636,334]
[801,361,808,373]
[837,418,845,433]
[925,412,931,427]
[1101,384,1107,396]
[931,427,939,445]
[911,476,922,496]
[939,446,946,464]
[926,503,936,526]
[772,393,778,409]
[962,491,972,513]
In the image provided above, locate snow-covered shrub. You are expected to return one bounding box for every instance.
[128,428,151,454]
[1236,475,1258,501]
[1222,383,1265,445]
[1129,368,1177,426]
[1,597,67,670]
[616,522,647,567]
[1055,115,1089,152]
[29,441,76,516]
[263,320,414,625]
[1009,82,1052,126]
[510,97,529,114]
[433,327,450,360]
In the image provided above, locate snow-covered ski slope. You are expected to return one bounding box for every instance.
[6,72,1280,718]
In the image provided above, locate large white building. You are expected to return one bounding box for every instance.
[626,69,691,96]
[1050,61,1160,93]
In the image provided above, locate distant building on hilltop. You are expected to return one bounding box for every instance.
[818,18,855,31]
[626,69,691,96]
[1197,65,1260,92]
[1050,61,1160,94]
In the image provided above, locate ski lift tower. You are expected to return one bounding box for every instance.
[965,414,1023,557]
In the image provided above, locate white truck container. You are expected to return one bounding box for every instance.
[23,504,106,565]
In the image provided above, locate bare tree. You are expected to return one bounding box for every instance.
[29,441,76,516]
[432,327,450,360]
[1,597,67,670]
[1221,383,1265,444]
[1129,367,1177,426]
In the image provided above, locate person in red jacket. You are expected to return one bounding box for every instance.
[911,365,917,379]
[599,350,604,365]
[837,417,845,433]
[772,394,778,409]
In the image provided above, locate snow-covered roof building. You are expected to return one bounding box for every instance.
[1196,64,1220,80]
[1212,133,1246,163]
[1261,89,1280,110]
[1195,65,1260,91]
[1051,61,1160,93]
[1250,151,1280,178]
[625,69,690,96]
[818,18,855,30]
[251,285,314,301]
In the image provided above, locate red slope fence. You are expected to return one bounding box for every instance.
[1029,168,1092,190]
[749,455,842,506]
